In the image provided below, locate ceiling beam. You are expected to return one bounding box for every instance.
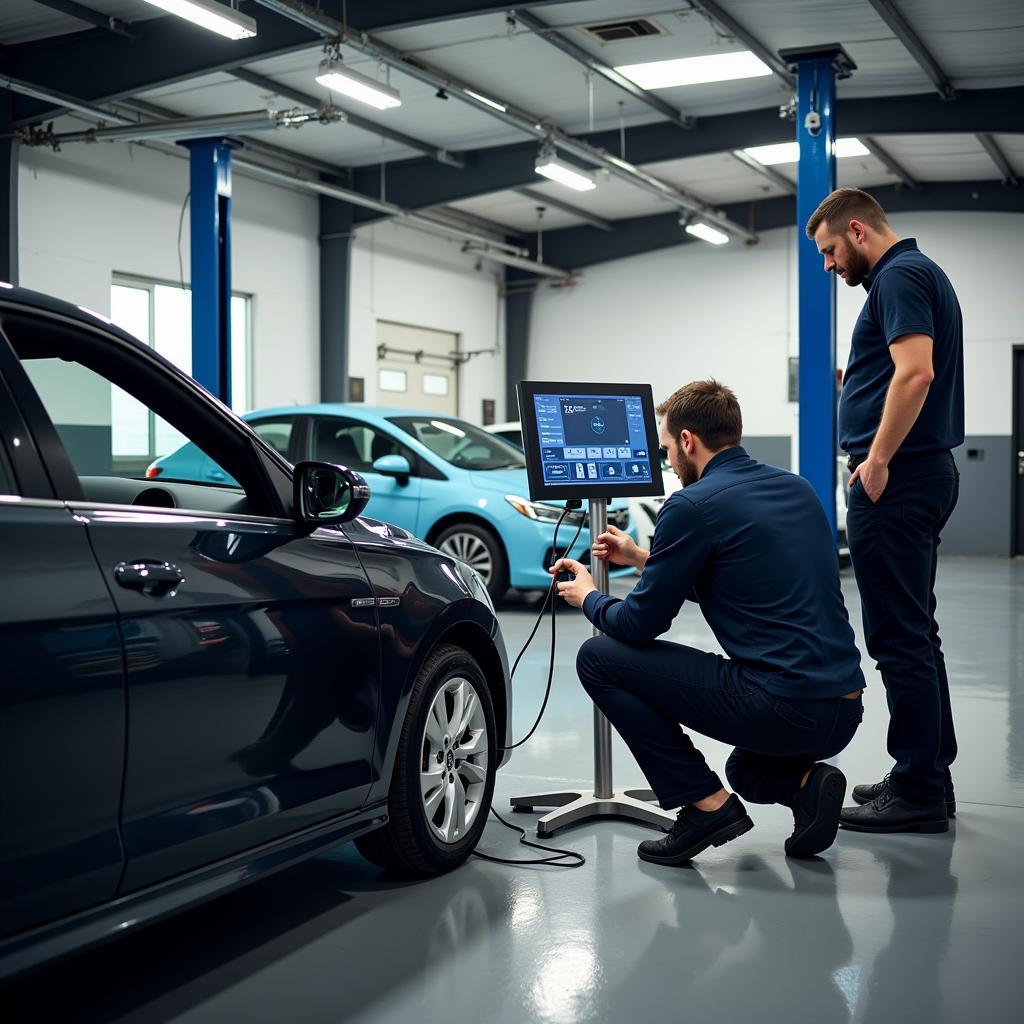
[730,149,795,194]
[348,87,1024,221]
[976,133,1019,186]
[861,135,919,190]
[30,0,139,39]
[539,179,1024,270]
[516,187,614,231]
[229,68,464,167]
[867,0,957,101]
[511,9,695,130]
[688,1,795,89]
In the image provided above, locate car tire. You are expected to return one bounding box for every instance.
[433,522,509,603]
[355,644,497,876]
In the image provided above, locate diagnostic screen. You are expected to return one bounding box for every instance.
[518,382,663,501]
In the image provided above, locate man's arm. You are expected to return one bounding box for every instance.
[854,334,934,501]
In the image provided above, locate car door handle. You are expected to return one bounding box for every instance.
[114,561,185,598]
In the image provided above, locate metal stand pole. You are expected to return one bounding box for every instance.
[510,497,676,837]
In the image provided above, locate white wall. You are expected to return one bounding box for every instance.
[349,220,505,423]
[530,211,1024,441]
[18,135,320,411]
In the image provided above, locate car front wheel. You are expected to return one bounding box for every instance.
[355,644,497,876]
[434,522,509,603]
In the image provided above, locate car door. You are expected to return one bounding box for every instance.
[307,415,424,533]
[0,357,126,938]
[1,307,381,893]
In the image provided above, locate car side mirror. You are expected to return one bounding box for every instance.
[371,453,411,486]
[294,461,370,525]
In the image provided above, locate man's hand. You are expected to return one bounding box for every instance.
[592,524,647,570]
[850,455,889,503]
[549,558,597,608]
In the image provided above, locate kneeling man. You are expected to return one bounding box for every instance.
[552,380,864,863]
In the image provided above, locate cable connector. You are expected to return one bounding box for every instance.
[564,499,583,510]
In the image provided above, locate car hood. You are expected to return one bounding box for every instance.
[468,467,630,511]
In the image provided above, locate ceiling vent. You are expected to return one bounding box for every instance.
[580,18,667,44]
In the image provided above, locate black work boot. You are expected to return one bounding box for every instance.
[638,794,753,865]
[839,777,948,833]
[852,771,956,818]
[785,763,847,858]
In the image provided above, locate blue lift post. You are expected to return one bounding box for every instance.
[184,138,236,406]
[779,44,857,538]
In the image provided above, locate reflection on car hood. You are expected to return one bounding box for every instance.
[468,468,630,510]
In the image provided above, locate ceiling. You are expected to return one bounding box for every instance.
[3,0,1023,247]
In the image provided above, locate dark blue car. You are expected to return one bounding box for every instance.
[0,285,512,980]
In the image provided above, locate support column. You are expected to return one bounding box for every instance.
[780,44,856,537]
[0,91,18,284]
[504,268,535,420]
[184,138,235,405]
[319,194,353,403]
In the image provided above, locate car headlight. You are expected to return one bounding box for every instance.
[504,494,585,526]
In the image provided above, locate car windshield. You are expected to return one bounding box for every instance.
[389,416,526,471]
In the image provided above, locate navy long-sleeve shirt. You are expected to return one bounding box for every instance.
[582,447,864,700]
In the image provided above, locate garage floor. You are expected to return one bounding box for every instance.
[6,558,1023,1023]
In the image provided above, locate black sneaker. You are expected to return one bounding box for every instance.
[839,778,948,833]
[637,794,753,865]
[852,772,956,818]
[785,763,847,858]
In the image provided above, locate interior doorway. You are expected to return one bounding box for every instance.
[1014,346,1024,556]
[376,321,459,416]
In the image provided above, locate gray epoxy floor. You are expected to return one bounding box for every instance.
[8,558,1024,1023]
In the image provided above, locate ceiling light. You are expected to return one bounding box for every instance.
[614,51,770,90]
[685,222,729,245]
[315,58,402,110]
[141,0,257,40]
[465,89,507,113]
[743,137,871,165]
[535,151,596,192]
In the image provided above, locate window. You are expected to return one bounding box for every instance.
[311,419,415,475]
[249,418,295,459]
[378,369,407,393]
[110,278,252,464]
[423,373,449,397]
[389,416,525,471]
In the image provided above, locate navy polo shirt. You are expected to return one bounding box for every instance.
[582,447,865,700]
[838,238,964,455]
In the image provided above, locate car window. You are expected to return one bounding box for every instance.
[4,314,278,516]
[390,416,525,471]
[249,418,295,460]
[312,419,418,476]
[497,429,523,449]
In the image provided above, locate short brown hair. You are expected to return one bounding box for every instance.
[805,187,888,239]
[656,379,742,452]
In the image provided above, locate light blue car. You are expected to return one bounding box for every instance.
[147,404,635,601]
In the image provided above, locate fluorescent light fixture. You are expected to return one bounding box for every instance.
[142,0,257,40]
[685,222,729,245]
[615,51,770,90]
[315,59,402,110]
[535,153,596,192]
[464,89,507,113]
[743,137,871,165]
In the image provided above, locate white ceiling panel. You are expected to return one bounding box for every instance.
[643,151,794,204]
[992,134,1024,176]
[0,0,157,44]
[448,191,585,233]
[869,134,1001,181]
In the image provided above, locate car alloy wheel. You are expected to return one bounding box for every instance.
[420,676,489,844]
[433,522,509,603]
[437,531,493,582]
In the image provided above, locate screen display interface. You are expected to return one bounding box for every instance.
[532,393,655,487]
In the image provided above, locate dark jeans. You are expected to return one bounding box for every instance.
[576,636,864,809]
[846,449,960,804]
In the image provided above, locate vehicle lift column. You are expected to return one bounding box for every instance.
[779,44,857,537]
[184,138,236,406]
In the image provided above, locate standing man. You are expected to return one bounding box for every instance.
[808,187,963,834]
[551,381,864,865]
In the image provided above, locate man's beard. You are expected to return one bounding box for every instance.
[679,452,700,487]
[837,241,871,287]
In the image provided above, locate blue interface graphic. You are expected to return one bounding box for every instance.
[532,394,654,486]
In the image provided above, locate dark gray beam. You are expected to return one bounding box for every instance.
[512,9,695,130]
[731,149,795,194]
[689,1,795,88]
[516,187,614,231]
[538,179,1024,270]
[319,195,353,402]
[867,0,957,101]
[0,91,18,284]
[30,0,139,38]
[976,133,1019,186]
[862,136,919,190]
[230,68,464,167]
